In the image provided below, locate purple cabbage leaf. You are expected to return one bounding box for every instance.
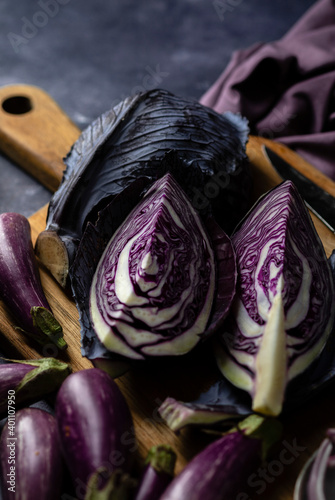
[158,379,251,432]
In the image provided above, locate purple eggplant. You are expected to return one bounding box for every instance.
[55,368,135,498]
[0,212,67,350]
[134,444,176,500]
[0,357,71,418]
[0,407,63,500]
[160,415,281,500]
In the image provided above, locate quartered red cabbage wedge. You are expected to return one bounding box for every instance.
[80,173,236,361]
[159,197,335,434]
[214,180,335,417]
[89,173,216,359]
[70,174,237,365]
[35,88,250,288]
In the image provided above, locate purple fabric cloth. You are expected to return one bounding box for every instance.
[200,0,335,179]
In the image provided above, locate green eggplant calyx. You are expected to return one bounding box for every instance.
[234,414,283,460]
[15,357,71,396]
[84,468,137,500]
[31,306,67,350]
[0,357,71,412]
[145,444,177,476]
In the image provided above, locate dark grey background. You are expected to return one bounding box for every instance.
[0,0,316,217]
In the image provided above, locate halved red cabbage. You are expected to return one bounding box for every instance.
[89,173,235,359]
[215,181,335,416]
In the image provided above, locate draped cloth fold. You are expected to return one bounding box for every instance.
[200,0,335,179]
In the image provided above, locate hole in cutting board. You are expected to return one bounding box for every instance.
[2,95,32,115]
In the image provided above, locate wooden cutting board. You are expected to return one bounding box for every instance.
[0,84,335,498]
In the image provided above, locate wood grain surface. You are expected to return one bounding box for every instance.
[0,84,334,498]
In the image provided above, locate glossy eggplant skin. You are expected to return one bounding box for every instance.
[36,89,250,287]
[0,212,66,350]
[135,466,172,500]
[0,408,63,500]
[55,368,135,493]
[160,431,261,500]
[134,444,176,500]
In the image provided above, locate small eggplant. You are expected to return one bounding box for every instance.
[160,414,281,500]
[0,357,71,418]
[55,368,135,498]
[0,212,67,350]
[0,407,63,500]
[134,444,177,500]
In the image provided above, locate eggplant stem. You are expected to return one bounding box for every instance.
[84,468,136,500]
[30,307,67,350]
[145,444,176,476]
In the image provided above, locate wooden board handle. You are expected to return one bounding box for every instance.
[0,84,81,192]
[1,83,334,229]
[247,135,335,198]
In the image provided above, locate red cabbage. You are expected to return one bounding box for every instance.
[89,173,236,359]
[215,181,335,416]
[36,89,250,288]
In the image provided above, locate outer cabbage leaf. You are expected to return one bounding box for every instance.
[36,89,250,288]
[88,173,236,359]
[215,180,335,417]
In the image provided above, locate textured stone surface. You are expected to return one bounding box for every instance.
[0,0,315,217]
